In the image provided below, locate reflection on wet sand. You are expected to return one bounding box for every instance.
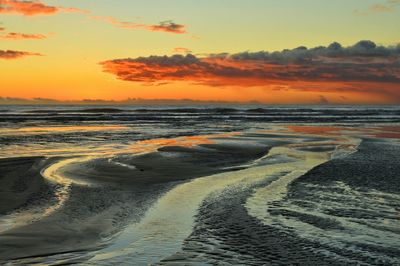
[0,125,128,136]
[126,133,239,155]
[86,139,338,265]
[288,124,400,140]
[0,123,399,265]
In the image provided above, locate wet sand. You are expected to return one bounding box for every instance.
[59,141,274,186]
[0,126,399,265]
[0,157,53,215]
[0,133,285,263]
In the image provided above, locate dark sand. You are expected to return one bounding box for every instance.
[0,135,284,263]
[0,157,52,215]
[292,138,400,193]
[60,141,275,186]
[159,137,400,265]
[1,130,399,265]
[160,175,339,265]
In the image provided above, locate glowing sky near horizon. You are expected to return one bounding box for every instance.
[0,0,399,104]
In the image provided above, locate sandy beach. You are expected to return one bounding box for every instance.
[0,106,399,265]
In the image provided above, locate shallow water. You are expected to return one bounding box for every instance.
[83,137,349,264]
[86,158,286,264]
[246,138,400,264]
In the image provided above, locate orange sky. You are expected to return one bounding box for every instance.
[0,0,399,104]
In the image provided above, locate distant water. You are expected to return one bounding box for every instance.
[0,105,399,158]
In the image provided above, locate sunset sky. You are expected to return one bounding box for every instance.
[1,0,399,104]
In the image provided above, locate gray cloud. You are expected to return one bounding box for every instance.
[91,16,187,34]
[225,40,400,64]
[101,40,400,85]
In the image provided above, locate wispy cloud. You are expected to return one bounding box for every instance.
[0,49,43,59]
[91,16,187,34]
[174,47,192,54]
[0,1,186,36]
[0,32,47,40]
[0,0,87,16]
[354,0,400,14]
[370,3,395,12]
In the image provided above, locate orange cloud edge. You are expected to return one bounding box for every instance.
[99,40,400,104]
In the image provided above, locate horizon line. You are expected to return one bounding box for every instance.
[0,97,398,106]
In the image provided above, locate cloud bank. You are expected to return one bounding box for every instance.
[100,41,400,101]
[0,97,254,106]
[101,40,400,84]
